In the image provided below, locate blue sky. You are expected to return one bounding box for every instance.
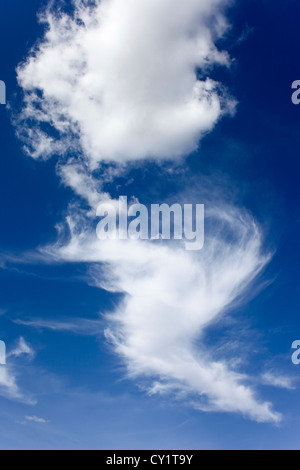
[0,0,300,450]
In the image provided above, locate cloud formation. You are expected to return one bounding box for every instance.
[2,339,36,404]
[17,0,234,164]
[0,338,36,404]
[25,415,48,424]
[0,338,36,405]
[8,337,35,360]
[16,317,104,336]
[261,372,295,391]
[15,0,282,423]
[37,201,279,424]
[0,366,25,402]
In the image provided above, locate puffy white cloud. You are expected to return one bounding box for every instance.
[17,0,234,165]
[0,338,36,404]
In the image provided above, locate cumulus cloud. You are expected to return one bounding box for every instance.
[14,0,282,424]
[17,0,234,164]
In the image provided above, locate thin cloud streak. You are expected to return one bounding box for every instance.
[0,366,36,405]
[25,415,48,424]
[15,318,104,336]
[261,372,296,391]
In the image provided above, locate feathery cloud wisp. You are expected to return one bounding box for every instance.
[8,337,35,360]
[0,364,35,405]
[261,372,295,391]
[37,202,280,424]
[15,318,104,336]
[25,415,48,424]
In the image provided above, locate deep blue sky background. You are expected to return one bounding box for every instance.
[0,0,300,449]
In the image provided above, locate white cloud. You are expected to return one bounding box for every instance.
[25,415,48,424]
[15,0,283,424]
[8,337,35,360]
[17,0,234,165]
[36,201,280,424]
[262,372,295,391]
[0,367,22,400]
[15,318,103,336]
[0,338,36,404]
[0,339,36,404]
[0,366,35,405]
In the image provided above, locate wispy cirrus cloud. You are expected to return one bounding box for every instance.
[34,202,280,424]
[15,317,104,336]
[7,337,35,360]
[261,372,296,391]
[25,415,48,424]
[0,363,36,405]
[0,338,36,404]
